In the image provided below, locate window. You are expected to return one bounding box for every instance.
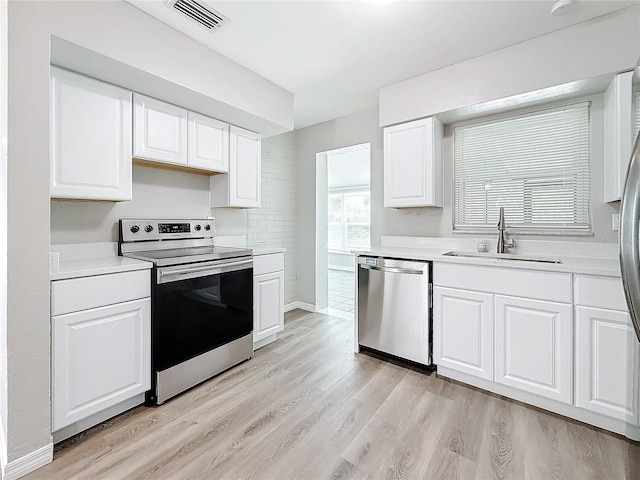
[328,191,370,251]
[634,88,640,143]
[453,102,590,233]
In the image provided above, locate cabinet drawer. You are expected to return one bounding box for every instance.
[434,263,572,303]
[52,270,150,316]
[575,275,628,311]
[253,253,284,276]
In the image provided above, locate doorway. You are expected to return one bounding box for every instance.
[315,143,371,320]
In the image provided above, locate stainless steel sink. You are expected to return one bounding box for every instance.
[443,251,563,264]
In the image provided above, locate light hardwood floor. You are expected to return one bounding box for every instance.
[26,310,640,480]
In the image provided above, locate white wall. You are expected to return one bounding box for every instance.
[380,6,640,126]
[4,0,293,471]
[214,132,298,305]
[296,94,619,304]
[0,0,8,468]
[51,166,211,244]
[247,132,298,305]
[296,108,382,305]
[6,0,53,468]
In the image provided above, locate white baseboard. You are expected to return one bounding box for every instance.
[2,443,53,480]
[0,417,6,475]
[284,301,316,313]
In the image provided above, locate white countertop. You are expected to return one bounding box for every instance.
[355,245,621,277]
[50,256,153,281]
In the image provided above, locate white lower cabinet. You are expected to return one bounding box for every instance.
[254,271,284,341]
[575,305,639,424]
[433,264,640,439]
[433,287,493,380]
[52,299,150,431]
[51,270,151,434]
[253,253,285,347]
[494,295,572,404]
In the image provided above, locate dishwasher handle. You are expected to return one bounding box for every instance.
[359,264,425,275]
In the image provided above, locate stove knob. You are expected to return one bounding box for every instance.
[194,224,202,231]
[144,225,154,233]
[204,224,211,231]
[130,225,140,233]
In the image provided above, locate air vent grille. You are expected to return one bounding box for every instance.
[168,0,228,31]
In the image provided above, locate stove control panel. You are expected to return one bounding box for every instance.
[120,219,215,242]
[158,223,190,234]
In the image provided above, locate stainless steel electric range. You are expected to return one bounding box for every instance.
[119,218,253,405]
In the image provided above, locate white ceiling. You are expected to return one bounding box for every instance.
[128,0,636,129]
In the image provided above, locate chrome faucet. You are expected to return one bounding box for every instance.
[497,207,514,254]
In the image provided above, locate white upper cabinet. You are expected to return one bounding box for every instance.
[50,67,132,201]
[133,93,188,166]
[383,117,443,207]
[188,111,229,172]
[210,126,261,208]
[604,70,633,202]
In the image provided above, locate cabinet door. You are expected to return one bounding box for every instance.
[50,67,132,201]
[52,298,151,431]
[254,270,284,342]
[495,295,572,403]
[604,71,633,202]
[187,111,229,172]
[383,117,442,208]
[433,287,493,380]
[133,93,187,165]
[230,126,261,207]
[576,306,639,424]
[210,126,261,208]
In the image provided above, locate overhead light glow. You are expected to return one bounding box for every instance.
[460,80,587,115]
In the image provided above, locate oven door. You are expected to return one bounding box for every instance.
[153,258,253,373]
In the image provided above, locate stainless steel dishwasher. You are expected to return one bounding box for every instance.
[357,256,433,367]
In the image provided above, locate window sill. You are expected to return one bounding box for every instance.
[453,228,594,237]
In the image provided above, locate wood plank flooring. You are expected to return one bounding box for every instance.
[25,310,640,480]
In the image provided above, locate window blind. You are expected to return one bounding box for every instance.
[453,103,590,233]
[634,89,640,144]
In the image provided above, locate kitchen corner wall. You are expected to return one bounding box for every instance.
[214,131,298,305]
[9,0,294,470]
[250,132,298,305]
[295,100,619,305]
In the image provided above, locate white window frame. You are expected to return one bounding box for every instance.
[328,188,370,252]
[452,101,592,235]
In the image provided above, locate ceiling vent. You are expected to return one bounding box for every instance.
[166,0,228,31]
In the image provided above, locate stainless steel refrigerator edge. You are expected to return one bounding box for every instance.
[357,256,433,366]
[620,61,640,342]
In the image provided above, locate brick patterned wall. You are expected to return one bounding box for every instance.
[247,131,298,305]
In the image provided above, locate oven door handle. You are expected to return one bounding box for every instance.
[158,258,253,283]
